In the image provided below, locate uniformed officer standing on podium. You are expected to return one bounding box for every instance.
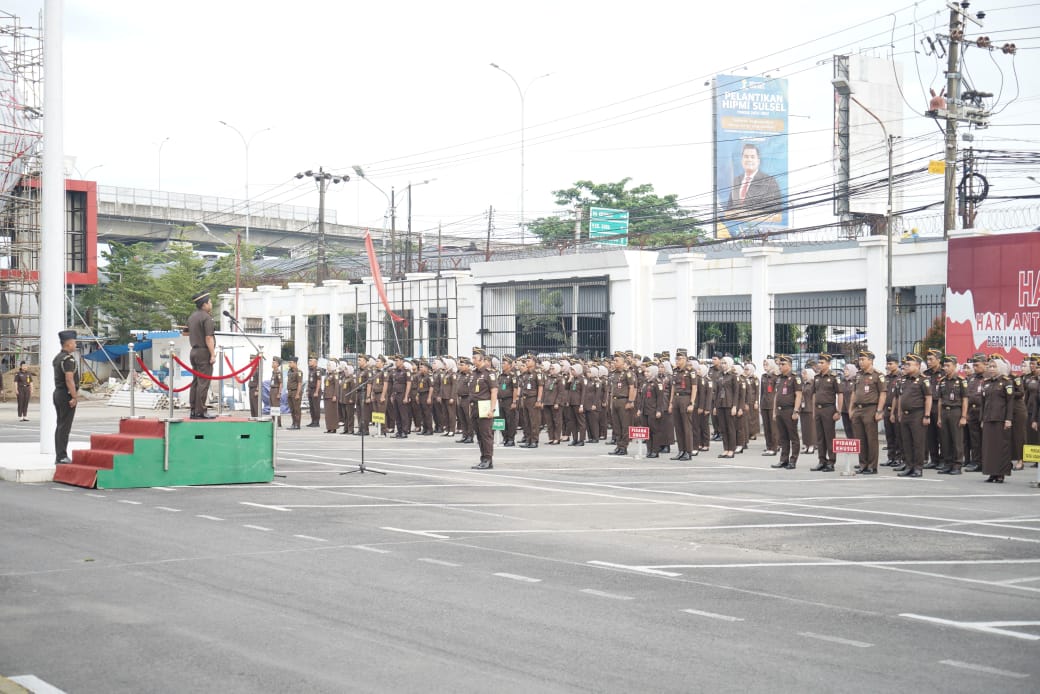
[470,347,498,469]
[187,291,216,419]
[53,330,80,465]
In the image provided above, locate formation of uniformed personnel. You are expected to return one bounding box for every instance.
[53,330,80,465]
[668,349,696,460]
[608,351,637,456]
[799,367,816,457]
[810,353,843,472]
[15,360,33,421]
[964,353,987,471]
[882,354,903,467]
[770,355,801,469]
[469,347,498,469]
[286,356,303,429]
[922,348,943,469]
[307,355,322,427]
[849,349,886,475]
[759,357,778,456]
[323,361,340,433]
[187,291,216,419]
[893,353,930,477]
[269,356,283,426]
[936,355,969,474]
[981,355,1014,482]
[248,354,262,418]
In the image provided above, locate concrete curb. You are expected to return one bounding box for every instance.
[0,676,31,693]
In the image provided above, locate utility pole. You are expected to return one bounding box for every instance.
[574,206,582,254]
[390,186,397,278]
[485,205,494,261]
[406,183,412,275]
[943,5,962,237]
[295,167,348,286]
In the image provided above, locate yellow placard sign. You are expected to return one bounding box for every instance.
[371,412,386,424]
[1022,444,1040,463]
[928,160,945,175]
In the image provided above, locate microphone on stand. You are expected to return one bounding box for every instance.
[222,310,241,325]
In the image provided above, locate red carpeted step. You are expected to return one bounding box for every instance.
[89,433,140,454]
[71,448,117,470]
[53,463,99,488]
[118,418,166,438]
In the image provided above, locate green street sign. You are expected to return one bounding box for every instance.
[492,418,505,431]
[589,207,629,246]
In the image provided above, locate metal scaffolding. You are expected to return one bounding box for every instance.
[0,9,43,370]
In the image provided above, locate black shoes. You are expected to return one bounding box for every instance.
[503,440,516,447]
[964,463,981,472]
[810,463,830,472]
[646,452,659,459]
[923,461,939,470]
[858,467,876,475]
[937,467,962,475]
[762,450,777,456]
[671,452,691,461]
[898,468,921,477]
[770,460,788,469]
[472,458,493,470]
[55,456,71,465]
[609,448,628,456]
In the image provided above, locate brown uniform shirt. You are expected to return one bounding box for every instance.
[813,371,841,406]
[853,369,885,406]
[187,308,214,350]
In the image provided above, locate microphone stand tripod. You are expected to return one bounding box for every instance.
[340,370,386,475]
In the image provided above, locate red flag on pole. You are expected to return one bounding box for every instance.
[364,231,408,327]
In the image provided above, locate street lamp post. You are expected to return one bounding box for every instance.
[490,63,551,246]
[295,168,348,286]
[220,121,271,246]
[156,136,170,191]
[832,79,895,351]
[405,179,435,274]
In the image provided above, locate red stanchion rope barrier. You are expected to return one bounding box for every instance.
[135,356,194,393]
[173,354,260,381]
[223,354,260,384]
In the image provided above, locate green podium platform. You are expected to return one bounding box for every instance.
[54,418,275,489]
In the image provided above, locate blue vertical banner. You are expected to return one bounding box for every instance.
[714,74,789,239]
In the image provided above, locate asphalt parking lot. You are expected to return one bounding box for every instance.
[2,402,1038,693]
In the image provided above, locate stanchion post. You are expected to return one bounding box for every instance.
[128,342,136,418]
[217,346,224,418]
[168,340,176,421]
[256,345,265,421]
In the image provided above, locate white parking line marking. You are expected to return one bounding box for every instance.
[588,561,682,577]
[939,660,1030,679]
[117,500,142,505]
[646,558,1040,570]
[293,534,328,543]
[901,614,1040,641]
[352,545,390,554]
[51,487,72,491]
[999,575,1040,585]
[382,527,450,539]
[417,558,461,568]
[798,632,872,648]
[240,502,290,512]
[581,589,634,601]
[494,573,541,583]
[155,506,181,513]
[85,493,106,498]
[196,515,225,521]
[682,608,744,622]
[150,486,176,491]
[243,524,272,532]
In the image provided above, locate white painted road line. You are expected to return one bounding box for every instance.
[196,514,225,521]
[798,632,873,648]
[352,545,391,554]
[51,487,72,492]
[417,558,461,568]
[243,524,272,532]
[999,575,1040,585]
[682,608,744,622]
[383,527,450,539]
[939,660,1030,679]
[240,501,290,512]
[85,493,106,498]
[588,561,682,577]
[155,506,181,513]
[581,589,634,601]
[293,534,328,542]
[901,614,1040,641]
[150,486,177,491]
[494,573,542,583]
[117,500,142,505]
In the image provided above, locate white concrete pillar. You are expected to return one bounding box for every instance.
[620,250,659,354]
[288,282,310,360]
[323,280,350,356]
[859,237,888,354]
[742,246,782,364]
[671,253,705,353]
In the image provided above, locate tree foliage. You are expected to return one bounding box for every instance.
[77,241,251,341]
[527,178,705,247]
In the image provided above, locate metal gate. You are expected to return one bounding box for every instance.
[695,297,751,360]
[772,291,867,364]
[480,276,610,358]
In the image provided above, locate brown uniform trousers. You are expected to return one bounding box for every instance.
[851,404,880,471]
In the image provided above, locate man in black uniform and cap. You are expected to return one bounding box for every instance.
[53,330,80,465]
[187,291,216,418]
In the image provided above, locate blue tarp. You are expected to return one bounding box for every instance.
[83,340,153,362]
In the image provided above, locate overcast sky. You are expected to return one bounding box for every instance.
[7,0,1039,241]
